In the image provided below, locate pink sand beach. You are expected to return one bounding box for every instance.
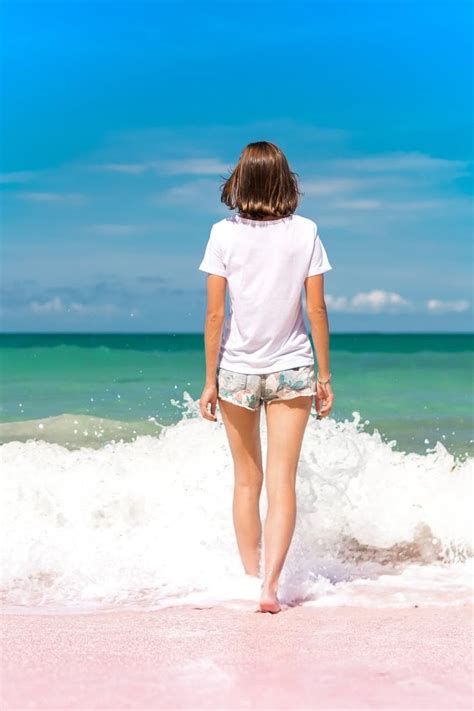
[1,603,472,710]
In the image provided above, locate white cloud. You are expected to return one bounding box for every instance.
[327,152,469,176]
[332,199,382,210]
[302,200,471,238]
[29,297,126,316]
[303,178,370,196]
[300,150,471,225]
[387,197,468,211]
[161,179,213,202]
[323,295,350,311]
[30,297,64,314]
[155,178,224,214]
[426,298,471,314]
[92,157,229,176]
[153,158,229,175]
[325,290,412,313]
[325,291,472,314]
[68,302,122,315]
[327,197,469,212]
[352,290,411,312]
[0,171,35,184]
[17,192,86,204]
[93,163,148,175]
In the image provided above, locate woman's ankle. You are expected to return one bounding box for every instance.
[261,578,279,596]
[244,566,261,577]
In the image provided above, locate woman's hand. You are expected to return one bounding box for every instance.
[315,381,334,419]
[199,383,218,421]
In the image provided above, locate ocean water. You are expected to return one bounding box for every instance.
[0,333,473,612]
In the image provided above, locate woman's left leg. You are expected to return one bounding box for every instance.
[260,396,312,612]
[218,399,263,577]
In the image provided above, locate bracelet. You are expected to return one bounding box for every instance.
[317,372,331,385]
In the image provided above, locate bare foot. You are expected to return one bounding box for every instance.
[259,590,281,614]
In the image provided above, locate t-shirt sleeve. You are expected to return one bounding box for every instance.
[307,223,333,277]
[198,224,227,277]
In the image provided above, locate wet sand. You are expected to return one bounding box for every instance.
[1,603,472,710]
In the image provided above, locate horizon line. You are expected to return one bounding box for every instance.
[1,331,473,337]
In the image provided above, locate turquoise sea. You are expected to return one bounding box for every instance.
[0,332,472,611]
[0,333,472,457]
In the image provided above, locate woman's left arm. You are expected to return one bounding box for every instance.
[199,274,227,421]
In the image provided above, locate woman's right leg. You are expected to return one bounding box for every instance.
[261,396,312,612]
[218,398,264,577]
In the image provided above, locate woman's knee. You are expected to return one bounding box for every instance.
[266,476,296,500]
[234,473,263,496]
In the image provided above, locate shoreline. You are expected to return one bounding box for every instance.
[1,603,472,710]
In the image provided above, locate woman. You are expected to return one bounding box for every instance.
[198,141,334,613]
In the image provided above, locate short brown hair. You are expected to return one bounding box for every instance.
[220,141,300,219]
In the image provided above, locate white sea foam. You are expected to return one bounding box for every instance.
[1,396,472,612]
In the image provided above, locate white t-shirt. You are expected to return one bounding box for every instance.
[198,213,332,374]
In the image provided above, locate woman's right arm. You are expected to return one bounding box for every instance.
[199,274,227,421]
[304,274,334,418]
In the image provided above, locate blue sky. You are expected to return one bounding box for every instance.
[1,0,472,332]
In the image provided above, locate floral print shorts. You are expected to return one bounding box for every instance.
[217,364,316,411]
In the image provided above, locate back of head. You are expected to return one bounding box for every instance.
[221,141,300,219]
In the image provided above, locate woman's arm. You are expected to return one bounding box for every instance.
[304,274,334,418]
[199,274,227,421]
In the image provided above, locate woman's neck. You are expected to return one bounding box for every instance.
[238,213,290,222]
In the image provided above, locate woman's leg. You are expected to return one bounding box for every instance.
[218,399,264,577]
[261,396,312,612]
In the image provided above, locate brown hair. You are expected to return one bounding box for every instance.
[220,141,300,219]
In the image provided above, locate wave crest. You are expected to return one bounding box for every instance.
[1,402,472,611]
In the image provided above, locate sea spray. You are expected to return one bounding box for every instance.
[1,396,472,611]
